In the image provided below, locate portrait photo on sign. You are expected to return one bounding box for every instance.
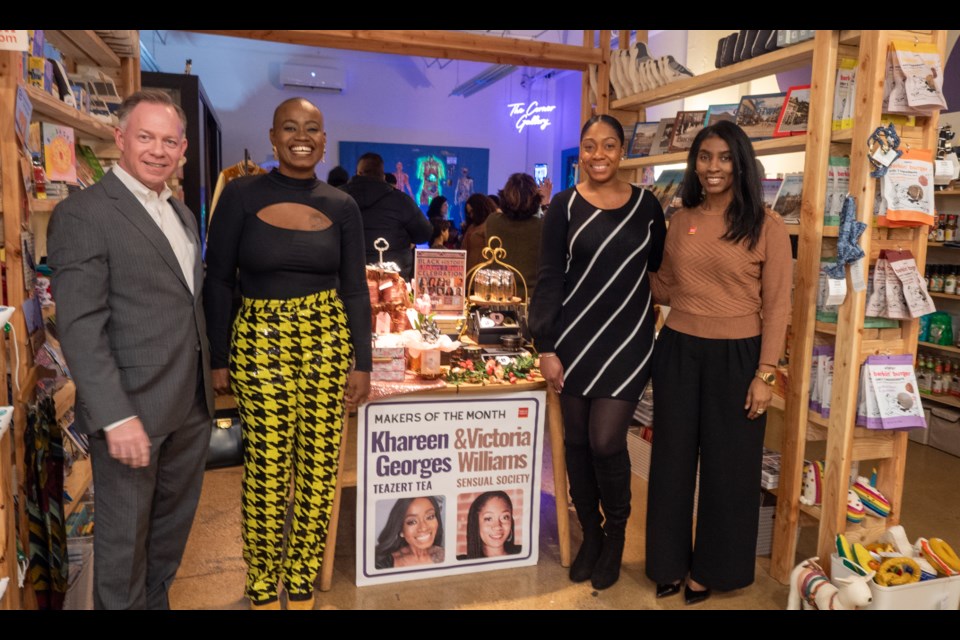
[374,495,446,570]
[455,489,525,561]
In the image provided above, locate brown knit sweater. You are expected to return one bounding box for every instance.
[649,206,793,367]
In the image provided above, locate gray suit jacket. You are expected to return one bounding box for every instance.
[48,170,215,437]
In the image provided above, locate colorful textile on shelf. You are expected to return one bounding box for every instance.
[24,396,67,609]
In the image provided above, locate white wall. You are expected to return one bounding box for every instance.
[147,31,577,195]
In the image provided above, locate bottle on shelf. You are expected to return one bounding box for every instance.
[947,214,958,242]
[933,359,946,395]
[927,356,938,394]
[937,217,947,242]
[31,153,46,200]
[951,359,960,397]
[930,214,940,242]
[931,265,945,293]
[918,353,932,394]
[946,265,957,295]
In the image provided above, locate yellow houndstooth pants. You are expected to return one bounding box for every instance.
[230,289,353,603]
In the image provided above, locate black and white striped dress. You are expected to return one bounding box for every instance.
[530,185,666,401]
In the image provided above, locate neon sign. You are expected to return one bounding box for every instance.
[507,101,557,133]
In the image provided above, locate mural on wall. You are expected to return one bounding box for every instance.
[340,142,489,229]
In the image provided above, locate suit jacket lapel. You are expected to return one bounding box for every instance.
[101,171,192,294]
[170,198,205,301]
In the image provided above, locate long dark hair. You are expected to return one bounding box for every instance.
[464,193,497,227]
[680,120,766,250]
[463,491,521,559]
[374,496,445,569]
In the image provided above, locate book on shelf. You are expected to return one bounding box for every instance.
[627,121,660,158]
[649,117,676,156]
[832,57,858,131]
[736,92,786,141]
[650,169,684,221]
[40,122,78,184]
[761,178,783,209]
[774,85,811,137]
[824,157,850,226]
[772,172,803,224]
[704,103,738,127]
[668,110,708,153]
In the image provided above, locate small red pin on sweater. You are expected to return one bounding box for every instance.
[688,226,697,235]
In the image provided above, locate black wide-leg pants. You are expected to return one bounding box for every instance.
[645,326,767,591]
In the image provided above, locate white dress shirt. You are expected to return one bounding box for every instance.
[102,166,198,433]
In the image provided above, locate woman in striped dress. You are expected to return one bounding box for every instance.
[529,114,666,590]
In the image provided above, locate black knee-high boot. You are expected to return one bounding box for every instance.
[564,442,604,582]
[592,449,632,590]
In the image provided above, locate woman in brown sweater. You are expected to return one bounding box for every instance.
[645,120,792,605]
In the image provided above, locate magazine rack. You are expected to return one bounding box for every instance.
[462,236,529,346]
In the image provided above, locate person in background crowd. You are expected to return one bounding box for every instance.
[340,152,431,281]
[48,90,215,609]
[486,173,545,302]
[204,97,371,610]
[461,193,497,273]
[645,120,791,605]
[426,195,460,249]
[529,114,666,591]
[430,217,451,249]
[326,164,349,188]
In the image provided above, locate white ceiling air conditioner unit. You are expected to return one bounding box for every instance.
[280,64,345,93]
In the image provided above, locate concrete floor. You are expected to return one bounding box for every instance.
[168,437,960,610]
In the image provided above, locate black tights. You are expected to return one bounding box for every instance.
[560,394,636,458]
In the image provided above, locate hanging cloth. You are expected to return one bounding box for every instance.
[24,395,67,610]
[209,149,268,222]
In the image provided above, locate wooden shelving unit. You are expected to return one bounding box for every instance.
[919,391,960,409]
[0,30,139,610]
[769,29,946,583]
[620,135,808,170]
[587,29,930,585]
[918,340,960,355]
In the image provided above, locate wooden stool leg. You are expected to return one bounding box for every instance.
[318,413,351,592]
[547,387,571,567]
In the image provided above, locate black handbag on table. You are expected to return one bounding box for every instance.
[206,407,243,469]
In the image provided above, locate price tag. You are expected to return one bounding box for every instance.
[935,159,956,178]
[825,275,847,306]
[850,258,867,292]
[872,146,899,168]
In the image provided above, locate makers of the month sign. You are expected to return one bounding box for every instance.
[356,390,545,586]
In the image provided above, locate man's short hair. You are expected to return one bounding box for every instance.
[357,152,385,179]
[116,89,188,132]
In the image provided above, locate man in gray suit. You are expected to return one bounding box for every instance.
[48,90,214,609]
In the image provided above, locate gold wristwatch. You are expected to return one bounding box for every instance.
[755,370,776,386]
